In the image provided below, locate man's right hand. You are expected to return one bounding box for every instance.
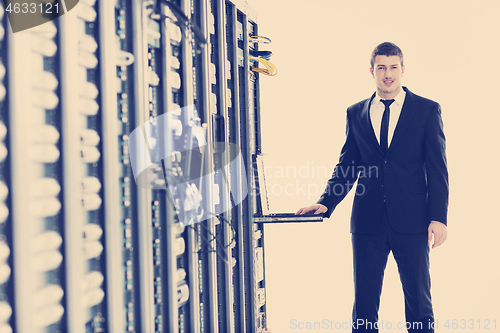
[295,204,327,215]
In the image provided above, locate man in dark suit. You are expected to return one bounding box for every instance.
[296,42,448,333]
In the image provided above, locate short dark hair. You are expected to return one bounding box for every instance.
[370,42,404,69]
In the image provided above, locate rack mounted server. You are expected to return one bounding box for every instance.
[0,0,269,332]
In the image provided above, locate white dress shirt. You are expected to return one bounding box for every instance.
[370,89,406,145]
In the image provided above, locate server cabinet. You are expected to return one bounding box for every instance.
[0,0,269,332]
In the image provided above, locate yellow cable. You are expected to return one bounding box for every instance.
[250,56,277,76]
[249,35,271,44]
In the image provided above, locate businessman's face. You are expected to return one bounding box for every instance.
[370,55,405,99]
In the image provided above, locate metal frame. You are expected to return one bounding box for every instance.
[179,0,201,331]
[213,0,235,332]
[99,0,126,331]
[59,11,86,333]
[8,28,35,333]
[0,8,13,332]
[225,3,246,332]
[240,9,258,333]
[197,0,220,331]
[159,3,180,332]
[131,1,155,331]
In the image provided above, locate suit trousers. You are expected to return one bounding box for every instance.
[351,205,434,333]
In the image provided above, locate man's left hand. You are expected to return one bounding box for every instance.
[428,221,447,249]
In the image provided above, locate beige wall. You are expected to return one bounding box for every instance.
[251,0,500,331]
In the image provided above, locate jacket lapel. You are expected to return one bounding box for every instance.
[387,87,418,155]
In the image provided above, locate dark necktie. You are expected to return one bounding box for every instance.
[380,99,395,154]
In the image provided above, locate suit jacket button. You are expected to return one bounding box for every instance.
[384,159,388,163]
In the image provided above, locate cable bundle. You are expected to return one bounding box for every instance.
[249,35,272,44]
[250,56,277,76]
[249,35,277,76]
[249,50,272,60]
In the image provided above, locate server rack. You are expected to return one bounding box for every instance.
[0,0,269,332]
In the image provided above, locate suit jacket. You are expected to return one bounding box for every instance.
[317,87,448,234]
